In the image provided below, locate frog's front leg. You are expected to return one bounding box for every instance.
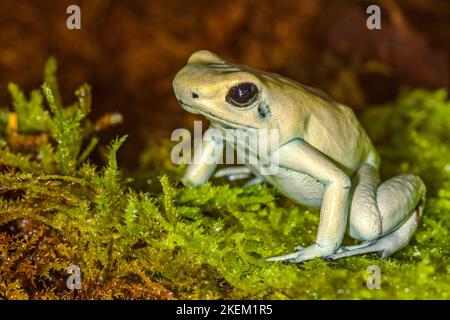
[267,139,350,263]
[182,128,223,187]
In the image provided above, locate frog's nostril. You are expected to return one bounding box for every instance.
[191,92,199,99]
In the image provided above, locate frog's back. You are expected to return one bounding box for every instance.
[298,90,378,175]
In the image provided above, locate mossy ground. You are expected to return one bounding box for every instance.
[0,60,449,299]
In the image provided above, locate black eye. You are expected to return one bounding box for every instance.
[226,82,259,107]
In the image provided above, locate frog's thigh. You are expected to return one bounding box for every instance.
[349,164,426,240]
[348,164,382,240]
[376,172,426,235]
[330,207,422,260]
[331,164,426,259]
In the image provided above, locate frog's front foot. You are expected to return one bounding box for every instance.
[266,243,333,263]
[214,166,264,188]
[214,166,252,181]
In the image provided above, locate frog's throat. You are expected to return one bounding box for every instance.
[178,100,258,130]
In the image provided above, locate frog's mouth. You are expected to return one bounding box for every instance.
[178,100,257,130]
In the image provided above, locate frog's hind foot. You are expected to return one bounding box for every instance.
[333,240,375,254]
[327,205,421,260]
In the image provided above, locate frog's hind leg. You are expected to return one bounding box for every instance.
[333,240,375,254]
[330,164,426,260]
[329,204,422,259]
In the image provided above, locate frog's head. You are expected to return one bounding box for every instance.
[173,50,304,136]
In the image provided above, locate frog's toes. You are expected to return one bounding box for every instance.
[325,241,377,260]
[214,166,252,181]
[267,243,334,263]
[266,251,303,263]
[243,176,264,188]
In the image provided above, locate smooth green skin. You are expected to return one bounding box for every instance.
[172,50,426,263]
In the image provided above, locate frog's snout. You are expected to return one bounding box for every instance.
[173,69,194,102]
[173,49,229,103]
[172,70,201,114]
[173,59,209,109]
[172,68,186,96]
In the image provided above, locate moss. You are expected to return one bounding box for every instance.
[0,60,449,299]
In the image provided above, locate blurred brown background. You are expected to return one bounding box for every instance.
[0,0,448,168]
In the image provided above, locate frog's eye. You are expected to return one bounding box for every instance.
[226,82,259,107]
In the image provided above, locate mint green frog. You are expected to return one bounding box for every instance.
[172,50,426,263]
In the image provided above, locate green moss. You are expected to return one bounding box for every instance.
[0,60,449,299]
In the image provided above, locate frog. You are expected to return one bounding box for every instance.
[172,50,426,263]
